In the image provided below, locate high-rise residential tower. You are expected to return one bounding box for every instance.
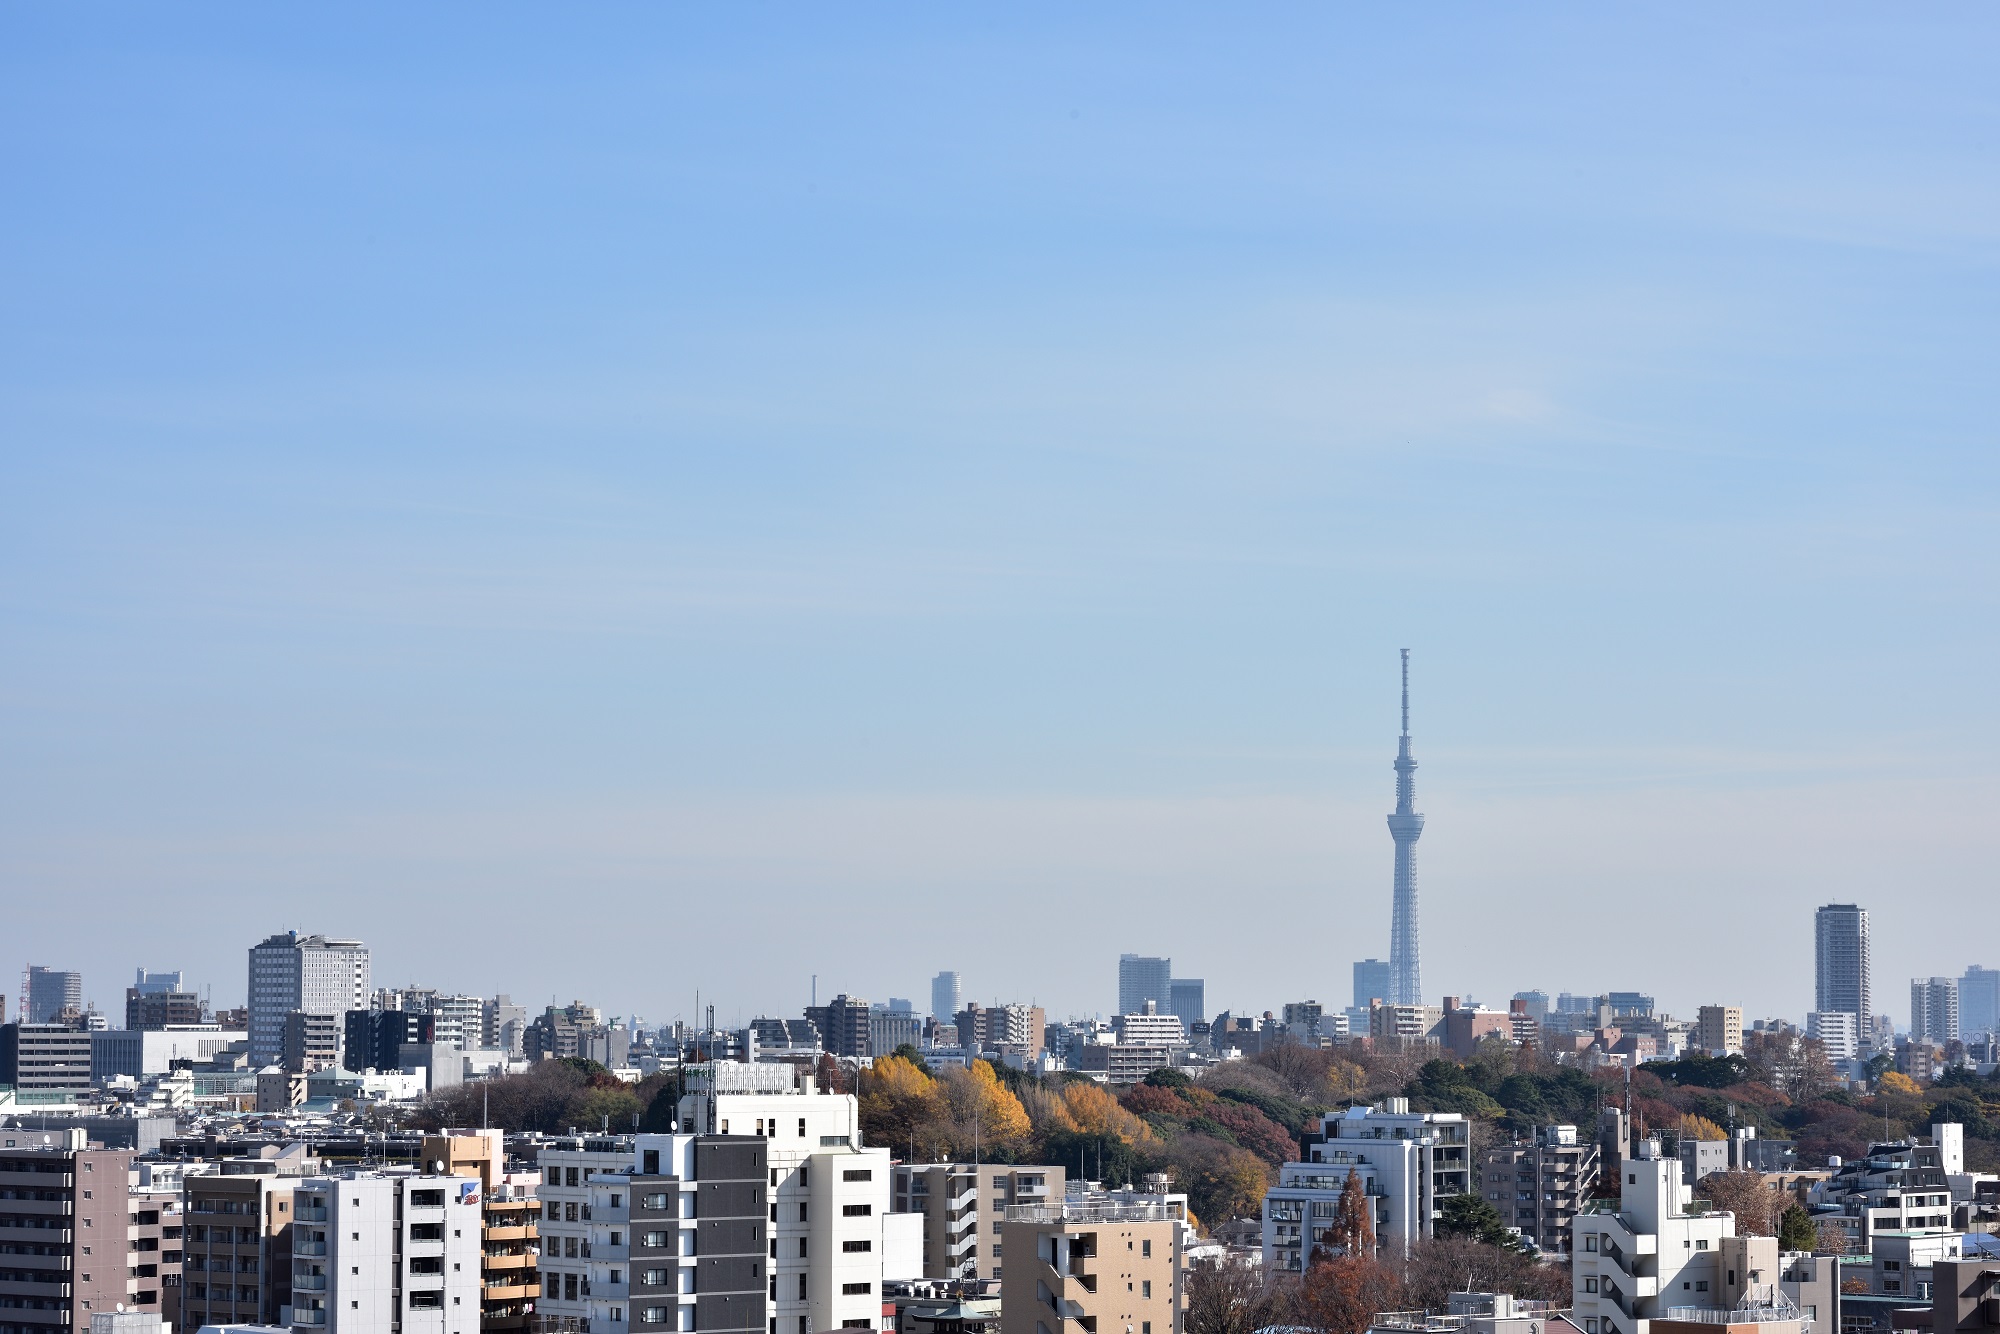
[1814,904,1871,1031]
[1117,954,1172,1017]
[247,931,371,1064]
[1386,650,1425,1007]
[1911,977,1959,1044]
[931,970,961,1023]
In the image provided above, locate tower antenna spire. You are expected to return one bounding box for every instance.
[1386,650,1425,1006]
[1401,647,1410,737]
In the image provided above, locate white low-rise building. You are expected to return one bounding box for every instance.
[1572,1139,1805,1334]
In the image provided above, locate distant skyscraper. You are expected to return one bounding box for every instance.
[1911,977,1959,1044]
[930,971,961,1024]
[1118,955,1172,1017]
[247,932,371,1064]
[1512,990,1550,1025]
[1169,978,1206,1032]
[1961,966,2000,1041]
[132,969,185,996]
[1814,904,1871,1029]
[1353,959,1391,1010]
[24,966,83,1024]
[1386,650,1425,1006]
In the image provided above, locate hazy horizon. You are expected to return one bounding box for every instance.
[4,8,1997,1031]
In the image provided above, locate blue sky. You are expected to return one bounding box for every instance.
[3,9,1996,1029]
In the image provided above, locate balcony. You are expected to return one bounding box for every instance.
[294,1276,328,1292]
[295,1243,328,1257]
[292,1311,327,1327]
[486,1225,536,1242]
[485,1252,537,1270]
[295,1209,328,1223]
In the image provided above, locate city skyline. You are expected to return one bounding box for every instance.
[6,11,2000,1025]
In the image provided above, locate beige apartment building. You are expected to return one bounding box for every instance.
[892,1163,1064,1281]
[419,1131,538,1333]
[1694,1007,1744,1058]
[184,1158,304,1329]
[1001,1194,1182,1334]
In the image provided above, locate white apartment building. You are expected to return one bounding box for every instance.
[248,933,371,1065]
[1806,1012,1858,1063]
[284,1172,482,1334]
[1112,1007,1187,1047]
[428,996,488,1050]
[1571,1140,1804,1334]
[1261,1100,1470,1271]
[677,1064,910,1334]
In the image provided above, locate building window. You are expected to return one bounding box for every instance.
[842,1241,872,1253]
[798,1119,807,1137]
[842,1283,873,1295]
[1142,1282,1152,1298]
[842,1205,872,1217]
[1585,1236,1598,1253]
[1585,1279,1598,1294]
[1696,1240,1708,1251]
[843,1170,872,1182]
[1695,1282,1708,1293]
[1142,1240,1152,1258]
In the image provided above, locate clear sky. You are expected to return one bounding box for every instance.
[4,9,1997,1031]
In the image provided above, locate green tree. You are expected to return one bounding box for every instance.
[1778,1204,1817,1252]
[1436,1193,1520,1250]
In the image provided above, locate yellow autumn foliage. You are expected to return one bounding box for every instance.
[1679,1114,1728,1142]
[1061,1081,1156,1144]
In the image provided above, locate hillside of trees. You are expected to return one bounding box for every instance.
[411,1032,2000,1230]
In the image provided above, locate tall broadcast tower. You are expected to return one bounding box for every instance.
[1386,649,1425,1006]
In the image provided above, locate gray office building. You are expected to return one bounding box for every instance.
[1961,966,2000,1041]
[1353,959,1391,1010]
[247,932,371,1064]
[1118,954,1172,1017]
[1169,978,1206,1031]
[25,966,82,1024]
[1814,904,1871,1029]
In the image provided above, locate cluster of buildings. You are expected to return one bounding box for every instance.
[0,1061,1194,1334]
[14,662,2000,1334]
